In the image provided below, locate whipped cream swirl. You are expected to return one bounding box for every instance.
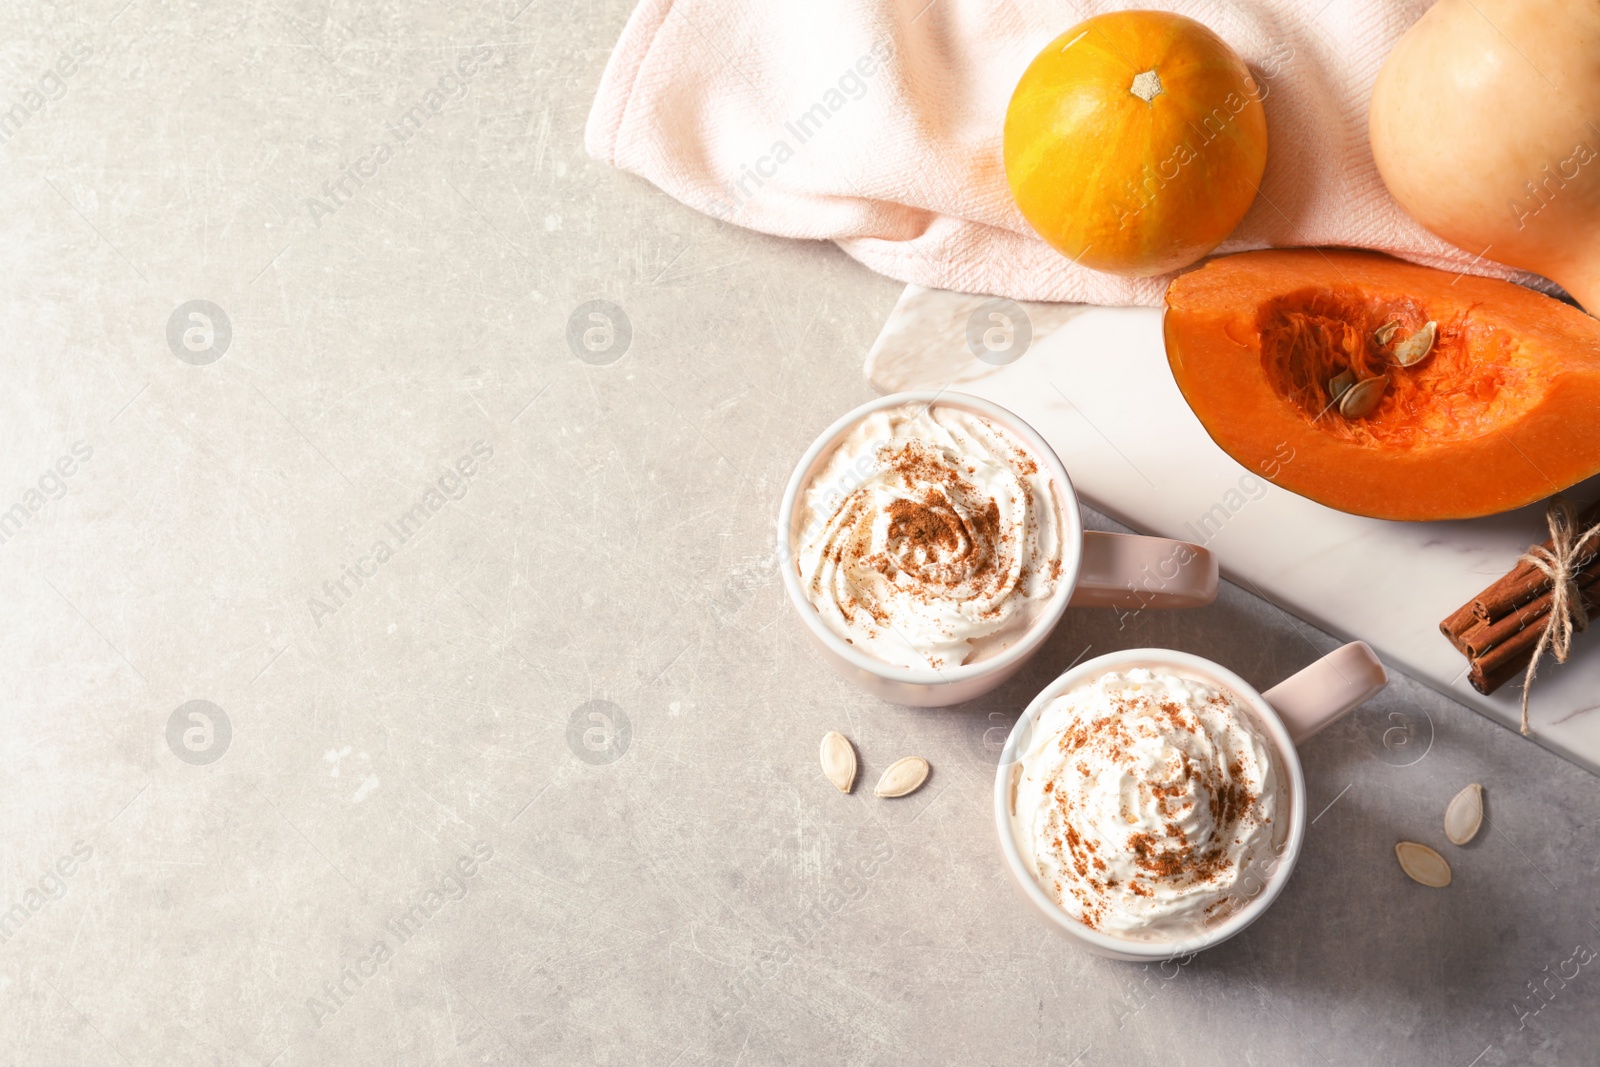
[793,402,1063,670]
[1009,669,1282,941]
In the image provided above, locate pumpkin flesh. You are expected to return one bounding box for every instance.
[1165,250,1600,520]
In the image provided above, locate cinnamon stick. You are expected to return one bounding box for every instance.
[1460,559,1600,658]
[1443,497,1600,697]
[1473,498,1600,621]
[1439,602,1480,656]
[1469,644,1535,696]
[1466,578,1600,695]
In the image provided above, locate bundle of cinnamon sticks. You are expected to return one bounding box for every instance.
[1441,499,1600,695]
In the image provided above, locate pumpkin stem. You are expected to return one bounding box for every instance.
[1129,69,1164,103]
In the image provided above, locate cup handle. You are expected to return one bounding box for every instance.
[1263,641,1388,745]
[1066,531,1218,609]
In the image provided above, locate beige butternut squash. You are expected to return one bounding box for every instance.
[1369,0,1600,312]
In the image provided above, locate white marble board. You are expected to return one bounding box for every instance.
[866,285,1600,776]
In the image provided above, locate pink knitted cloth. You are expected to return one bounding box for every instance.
[586,0,1538,306]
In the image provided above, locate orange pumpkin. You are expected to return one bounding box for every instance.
[1165,249,1600,521]
[1004,11,1268,278]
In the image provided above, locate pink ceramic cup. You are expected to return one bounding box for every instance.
[777,391,1219,707]
[994,642,1388,961]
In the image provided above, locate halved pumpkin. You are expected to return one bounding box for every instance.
[1164,249,1600,520]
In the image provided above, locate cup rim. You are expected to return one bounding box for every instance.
[992,648,1309,959]
[776,390,1085,688]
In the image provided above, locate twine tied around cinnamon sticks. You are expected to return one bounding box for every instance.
[1440,497,1600,735]
[1515,499,1600,734]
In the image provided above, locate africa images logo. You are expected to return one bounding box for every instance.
[303,843,494,1031]
[566,700,631,765]
[0,441,92,548]
[166,300,232,365]
[302,44,495,228]
[165,700,232,766]
[305,442,493,627]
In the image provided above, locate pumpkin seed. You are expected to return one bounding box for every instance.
[1374,320,1402,346]
[1444,783,1484,845]
[1327,369,1357,402]
[874,756,930,798]
[1338,375,1389,418]
[1391,321,1437,367]
[820,731,857,793]
[1395,841,1452,887]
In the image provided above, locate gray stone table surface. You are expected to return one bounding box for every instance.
[3,3,1598,1065]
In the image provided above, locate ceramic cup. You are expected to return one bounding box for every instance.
[777,391,1219,707]
[994,642,1388,961]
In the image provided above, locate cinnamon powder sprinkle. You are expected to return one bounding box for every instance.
[848,438,1028,625]
[798,407,1066,671]
[1036,687,1267,930]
